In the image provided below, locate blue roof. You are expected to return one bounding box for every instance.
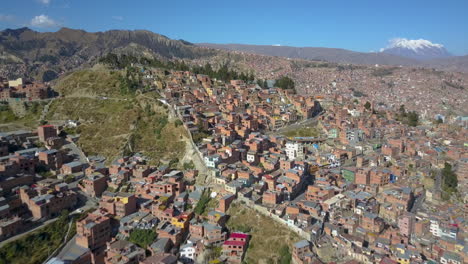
[64,161,83,167]
[294,240,309,248]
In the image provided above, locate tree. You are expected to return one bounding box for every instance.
[275,76,295,91]
[396,105,418,127]
[257,79,265,88]
[364,101,371,110]
[128,229,157,249]
[399,105,406,115]
[175,119,183,127]
[406,111,419,127]
[442,162,458,191]
[194,191,211,215]
[183,161,195,170]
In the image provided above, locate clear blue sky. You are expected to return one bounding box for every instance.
[1,0,467,55]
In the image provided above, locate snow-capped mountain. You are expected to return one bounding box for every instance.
[380,38,451,60]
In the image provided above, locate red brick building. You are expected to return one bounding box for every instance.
[37,125,57,142]
[76,211,112,264]
[80,172,108,198]
[222,232,249,263]
[99,192,137,217]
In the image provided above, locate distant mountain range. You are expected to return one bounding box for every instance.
[1,27,468,82]
[198,43,468,72]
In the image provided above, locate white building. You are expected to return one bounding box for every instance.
[180,240,198,262]
[246,151,256,163]
[204,154,221,168]
[429,219,441,237]
[285,142,304,161]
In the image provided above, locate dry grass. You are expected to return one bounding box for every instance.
[226,203,301,264]
[53,66,126,97]
[0,101,47,132]
[45,96,187,164]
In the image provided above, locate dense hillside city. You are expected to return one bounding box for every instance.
[0,46,466,264]
[0,2,467,263]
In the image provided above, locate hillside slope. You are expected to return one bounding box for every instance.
[0,27,216,80]
[45,67,187,165]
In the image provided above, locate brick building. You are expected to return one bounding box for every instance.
[80,172,108,198]
[76,211,112,264]
[20,185,77,220]
[99,192,137,217]
[222,232,249,263]
[38,149,63,171]
[38,125,57,142]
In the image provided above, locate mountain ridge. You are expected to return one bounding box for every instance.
[0,27,216,80]
[198,43,468,72]
[1,27,468,82]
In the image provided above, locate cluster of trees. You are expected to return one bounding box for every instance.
[100,53,254,83]
[364,101,372,110]
[194,190,211,215]
[397,105,419,127]
[183,160,195,170]
[257,79,269,89]
[99,53,140,68]
[128,229,157,249]
[275,76,295,92]
[443,80,465,90]
[191,63,254,83]
[0,210,71,264]
[352,90,367,97]
[442,162,458,196]
[119,67,142,95]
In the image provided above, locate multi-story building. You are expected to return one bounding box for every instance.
[80,172,108,198]
[285,142,304,161]
[99,192,137,217]
[222,232,249,263]
[20,185,77,220]
[104,240,145,264]
[397,212,414,238]
[76,211,112,264]
[292,240,312,264]
[37,125,57,142]
[38,149,63,171]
